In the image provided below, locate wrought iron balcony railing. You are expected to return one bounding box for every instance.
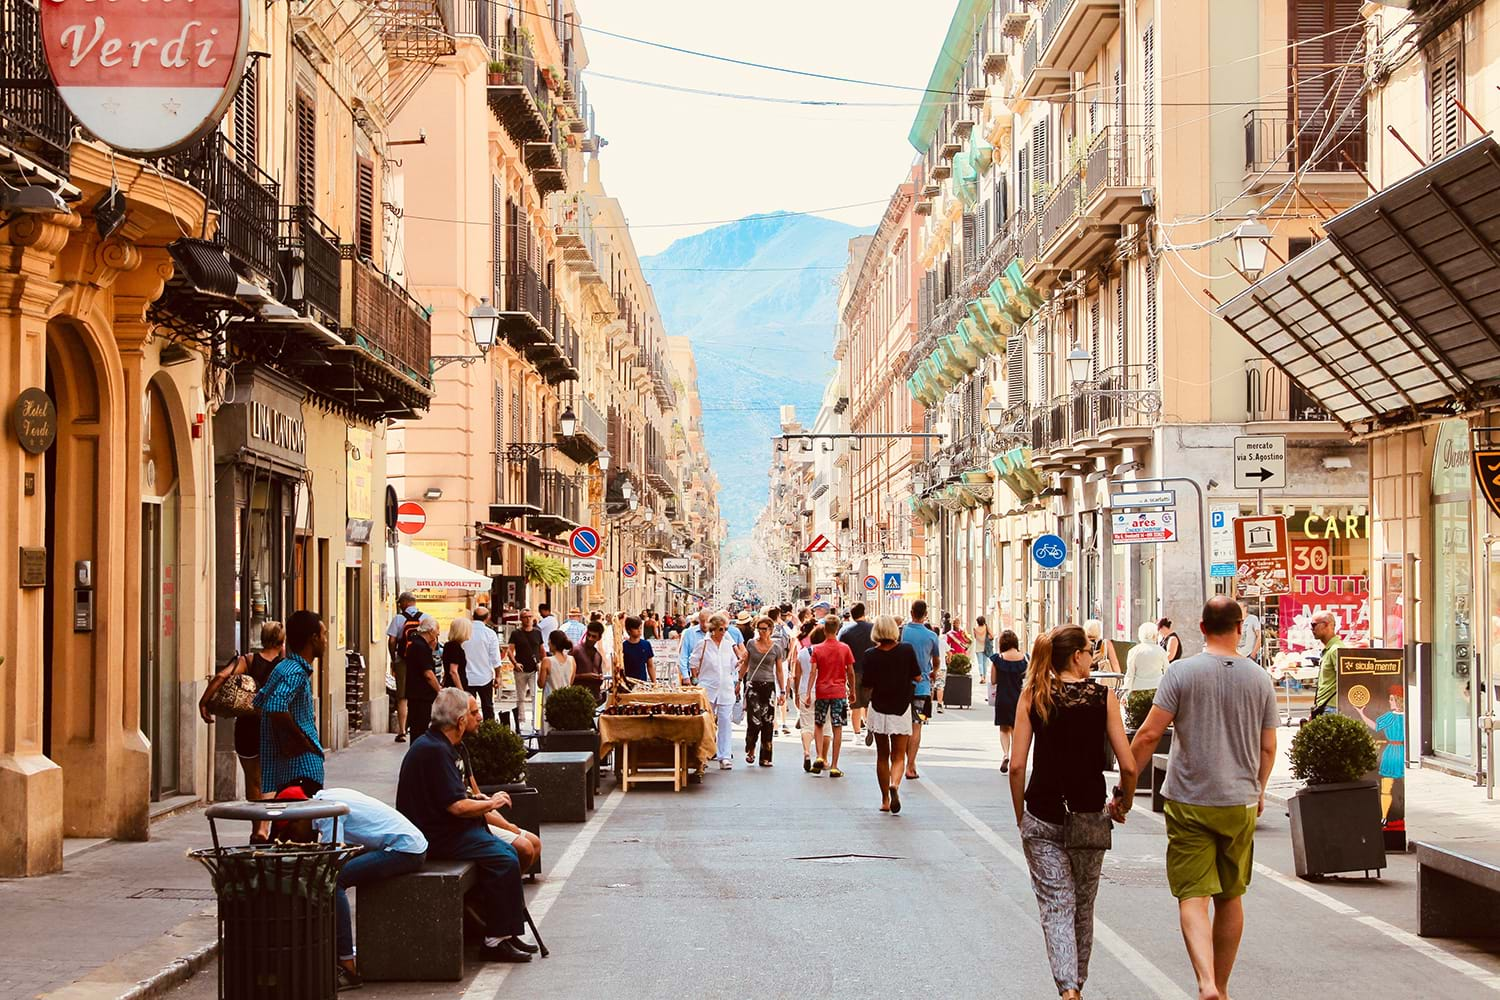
[1245,358,1331,422]
[1244,108,1366,174]
[283,206,343,330]
[0,0,74,176]
[345,251,433,387]
[161,131,282,287]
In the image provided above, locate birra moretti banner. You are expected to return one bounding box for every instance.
[41,0,249,156]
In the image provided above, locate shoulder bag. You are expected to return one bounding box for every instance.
[205,655,259,718]
[1063,806,1113,851]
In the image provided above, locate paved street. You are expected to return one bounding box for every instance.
[136,708,1500,1000]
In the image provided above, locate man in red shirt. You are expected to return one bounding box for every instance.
[809,614,856,778]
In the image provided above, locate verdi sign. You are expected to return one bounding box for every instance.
[41,0,249,156]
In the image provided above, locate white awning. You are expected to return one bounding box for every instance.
[386,546,490,593]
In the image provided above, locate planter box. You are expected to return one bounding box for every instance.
[945,674,973,709]
[542,729,602,793]
[1289,781,1387,879]
[481,781,540,876]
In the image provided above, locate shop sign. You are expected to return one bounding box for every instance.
[1336,647,1408,851]
[1279,581,1370,656]
[1301,511,1368,539]
[1431,418,1471,496]
[1111,510,1176,545]
[1233,515,1291,596]
[40,0,250,157]
[12,388,57,455]
[662,558,691,574]
[1473,448,1500,521]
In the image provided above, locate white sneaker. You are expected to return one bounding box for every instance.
[719,759,733,770]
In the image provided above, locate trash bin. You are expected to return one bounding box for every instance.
[191,801,361,1000]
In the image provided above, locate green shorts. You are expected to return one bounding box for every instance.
[1163,800,1258,901]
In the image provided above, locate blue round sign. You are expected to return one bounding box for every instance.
[863,575,879,591]
[1031,533,1068,569]
[622,562,638,578]
[569,526,601,558]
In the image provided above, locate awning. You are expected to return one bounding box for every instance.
[477,522,571,556]
[387,546,490,592]
[1216,137,1500,430]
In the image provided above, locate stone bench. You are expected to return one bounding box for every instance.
[1416,841,1500,938]
[357,858,477,982]
[528,751,596,822]
[1151,753,1169,813]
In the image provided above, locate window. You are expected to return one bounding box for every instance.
[355,157,376,261]
[1289,1,1365,167]
[1035,324,1050,400]
[1145,257,1159,385]
[1428,45,1463,159]
[1288,237,1315,260]
[1090,299,1101,378]
[1115,268,1128,368]
[1142,25,1155,177]
[1006,335,1026,406]
[294,89,316,209]
[1031,119,1050,211]
[233,59,258,160]
[492,182,505,304]
[493,381,505,457]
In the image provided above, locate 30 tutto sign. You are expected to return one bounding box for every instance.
[41,0,250,156]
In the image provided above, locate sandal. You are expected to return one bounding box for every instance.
[746,751,754,764]
[812,758,826,774]
[889,786,901,814]
[1000,756,1010,774]
[803,757,812,773]
[828,768,843,778]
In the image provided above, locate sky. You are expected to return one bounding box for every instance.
[576,0,957,255]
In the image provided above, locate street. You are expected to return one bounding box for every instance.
[154,707,1500,1000]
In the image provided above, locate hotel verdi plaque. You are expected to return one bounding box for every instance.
[20,547,47,588]
[40,0,250,156]
[13,388,56,455]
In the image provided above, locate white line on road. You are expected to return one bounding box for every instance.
[463,788,626,1000]
[919,773,1195,1000]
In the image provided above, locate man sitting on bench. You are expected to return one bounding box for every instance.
[272,784,428,990]
[459,692,542,873]
[398,687,536,963]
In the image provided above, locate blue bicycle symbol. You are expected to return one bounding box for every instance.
[1036,542,1064,560]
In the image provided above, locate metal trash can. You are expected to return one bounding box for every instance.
[191,801,361,1000]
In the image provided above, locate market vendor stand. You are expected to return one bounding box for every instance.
[600,687,716,792]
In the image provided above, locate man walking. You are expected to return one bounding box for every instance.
[385,592,423,742]
[839,603,875,740]
[1127,596,1279,1000]
[809,615,855,778]
[1310,610,1343,717]
[509,610,544,733]
[561,606,587,645]
[678,610,711,682]
[536,603,559,650]
[254,610,327,794]
[403,616,443,740]
[900,600,942,780]
[463,605,502,721]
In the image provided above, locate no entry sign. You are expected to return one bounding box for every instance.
[569,526,601,558]
[395,501,426,535]
[41,0,250,156]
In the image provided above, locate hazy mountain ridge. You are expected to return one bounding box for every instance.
[643,213,871,538]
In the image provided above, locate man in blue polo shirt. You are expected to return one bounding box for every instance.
[397,687,535,963]
[900,600,942,781]
[254,610,326,794]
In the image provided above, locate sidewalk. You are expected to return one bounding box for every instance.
[0,734,410,1000]
[1263,725,1500,843]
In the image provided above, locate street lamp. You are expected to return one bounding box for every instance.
[432,298,502,372]
[1233,210,1272,280]
[559,405,577,438]
[1067,344,1092,386]
[628,494,639,511]
[936,457,952,481]
[598,448,611,473]
[984,397,1007,427]
[621,478,634,501]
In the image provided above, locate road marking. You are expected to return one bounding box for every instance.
[1130,804,1500,990]
[463,789,625,999]
[919,773,1195,1000]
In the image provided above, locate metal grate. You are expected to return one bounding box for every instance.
[130,887,217,901]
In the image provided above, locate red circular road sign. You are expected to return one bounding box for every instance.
[863,575,879,591]
[622,562,638,578]
[395,501,426,535]
[569,526,601,558]
[41,0,250,156]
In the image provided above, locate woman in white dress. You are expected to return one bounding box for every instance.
[690,613,744,769]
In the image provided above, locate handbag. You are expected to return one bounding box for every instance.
[1063,807,1113,851]
[732,696,745,725]
[205,657,258,718]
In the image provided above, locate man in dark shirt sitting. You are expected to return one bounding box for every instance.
[396,687,535,963]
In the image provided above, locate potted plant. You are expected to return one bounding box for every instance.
[1124,689,1155,736]
[524,553,568,591]
[464,720,540,870]
[542,685,601,793]
[944,653,973,708]
[487,59,508,86]
[1287,714,1385,880]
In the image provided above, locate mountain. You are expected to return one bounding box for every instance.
[643,213,871,538]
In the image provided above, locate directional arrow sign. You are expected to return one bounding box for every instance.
[1233,435,1287,490]
[1111,510,1177,545]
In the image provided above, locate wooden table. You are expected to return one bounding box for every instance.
[600,688,715,792]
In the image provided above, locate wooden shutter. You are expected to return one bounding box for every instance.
[233,59,258,159]
[1017,141,1030,218]
[505,198,520,303]
[1115,267,1128,368]
[494,381,505,456]
[1114,68,1123,128]
[295,89,316,209]
[511,378,521,442]
[1289,0,1364,167]
[1145,256,1159,385]
[1032,119,1049,211]
[355,157,376,261]
[1006,335,1026,405]
[1090,299,1101,378]
[1428,46,1462,159]
[1035,323,1050,400]
[492,181,505,304]
[962,213,978,272]
[995,172,1008,226]
[1142,26,1155,178]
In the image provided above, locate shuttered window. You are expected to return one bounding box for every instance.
[1017,142,1030,218]
[505,199,520,299]
[1006,335,1026,406]
[1289,1,1364,167]
[494,381,505,456]
[1031,119,1050,211]
[1114,68,1123,128]
[995,172,1008,227]
[1035,323,1050,400]
[1142,26,1155,178]
[1115,267,1128,368]
[1090,299,1101,378]
[1145,257,1159,385]
[356,157,376,261]
[1428,46,1463,159]
[962,213,978,272]
[511,378,522,443]
[233,59,258,160]
[295,90,316,209]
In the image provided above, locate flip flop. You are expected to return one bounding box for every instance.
[889,786,901,814]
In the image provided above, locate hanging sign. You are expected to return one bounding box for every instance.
[41,0,251,157]
[12,388,56,455]
[1336,647,1408,852]
[1474,448,1500,521]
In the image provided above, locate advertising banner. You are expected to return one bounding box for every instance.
[1336,647,1408,851]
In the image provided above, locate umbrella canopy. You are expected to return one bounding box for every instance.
[386,546,490,593]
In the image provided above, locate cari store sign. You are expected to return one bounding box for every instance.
[41,0,249,157]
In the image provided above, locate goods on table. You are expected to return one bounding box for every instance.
[602,702,703,717]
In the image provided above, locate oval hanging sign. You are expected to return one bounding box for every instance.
[41,0,250,157]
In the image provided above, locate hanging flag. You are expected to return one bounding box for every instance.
[803,534,832,554]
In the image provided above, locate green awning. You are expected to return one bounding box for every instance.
[907,0,991,153]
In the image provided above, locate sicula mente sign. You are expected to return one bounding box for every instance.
[41,0,249,156]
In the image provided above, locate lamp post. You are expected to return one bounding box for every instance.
[1233,210,1272,280]
[431,298,501,372]
[1066,344,1092,386]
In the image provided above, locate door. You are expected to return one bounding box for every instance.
[140,501,178,799]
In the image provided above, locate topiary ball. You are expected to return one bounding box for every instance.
[463,720,527,786]
[1125,689,1156,731]
[544,684,598,732]
[1289,713,1378,786]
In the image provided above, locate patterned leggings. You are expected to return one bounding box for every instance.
[1020,812,1106,994]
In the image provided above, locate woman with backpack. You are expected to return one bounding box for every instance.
[1009,625,1137,1000]
[199,621,285,842]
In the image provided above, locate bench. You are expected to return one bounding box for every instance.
[1151,753,1169,813]
[357,859,477,981]
[527,751,595,822]
[1416,841,1500,938]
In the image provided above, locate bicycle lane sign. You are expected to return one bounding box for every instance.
[1031,533,1068,569]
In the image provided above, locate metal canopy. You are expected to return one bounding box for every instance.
[1217,137,1500,429]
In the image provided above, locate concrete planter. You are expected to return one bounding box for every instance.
[1289,780,1386,879]
[944,674,973,709]
[542,729,602,793]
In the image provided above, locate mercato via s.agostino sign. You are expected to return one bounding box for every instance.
[41,0,249,157]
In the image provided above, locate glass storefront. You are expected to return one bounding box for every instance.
[1430,418,1474,763]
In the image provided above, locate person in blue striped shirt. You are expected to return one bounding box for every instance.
[253,610,326,794]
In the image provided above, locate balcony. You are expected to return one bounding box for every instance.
[1245,359,1333,424]
[282,206,344,331]
[524,119,568,196]
[533,309,579,386]
[1092,365,1159,445]
[931,162,952,180]
[1000,9,1032,39]
[484,20,552,146]
[1021,0,1121,101]
[162,131,282,288]
[526,467,582,537]
[554,196,603,282]
[339,252,435,416]
[1243,108,1367,197]
[648,351,677,410]
[1032,126,1153,280]
[558,393,608,462]
[0,1,74,179]
[647,450,678,496]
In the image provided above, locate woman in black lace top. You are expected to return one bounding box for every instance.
[1008,625,1137,999]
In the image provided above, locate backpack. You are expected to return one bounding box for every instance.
[397,607,425,658]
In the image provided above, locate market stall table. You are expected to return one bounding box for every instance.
[600,688,716,792]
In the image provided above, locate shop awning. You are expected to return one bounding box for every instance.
[387,546,490,592]
[1216,137,1500,430]
[477,522,571,556]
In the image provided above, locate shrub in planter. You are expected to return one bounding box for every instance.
[1125,690,1156,733]
[464,719,526,786]
[944,654,973,708]
[1288,714,1385,879]
[946,653,972,675]
[544,685,597,733]
[486,59,507,85]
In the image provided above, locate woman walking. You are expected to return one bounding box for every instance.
[739,617,786,766]
[794,622,821,770]
[442,617,471,689]
[199,621,285,841]
[1158,617,1184,663]
[1123,622,1168,700]
[989,629,1028,774]
[861,616,920,814]
[539,631,576,733]
[689,614,743,769]
[974,616,993,683]
[1009,625,1137,1000]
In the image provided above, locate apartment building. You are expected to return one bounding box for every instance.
[0,0,437,874]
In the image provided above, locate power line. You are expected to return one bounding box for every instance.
[642,265,845,272]
[402,198,889,231]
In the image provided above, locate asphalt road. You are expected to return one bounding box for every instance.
[166,705,1500,999]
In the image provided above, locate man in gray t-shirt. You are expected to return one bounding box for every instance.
[1127,596,1278,1000]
